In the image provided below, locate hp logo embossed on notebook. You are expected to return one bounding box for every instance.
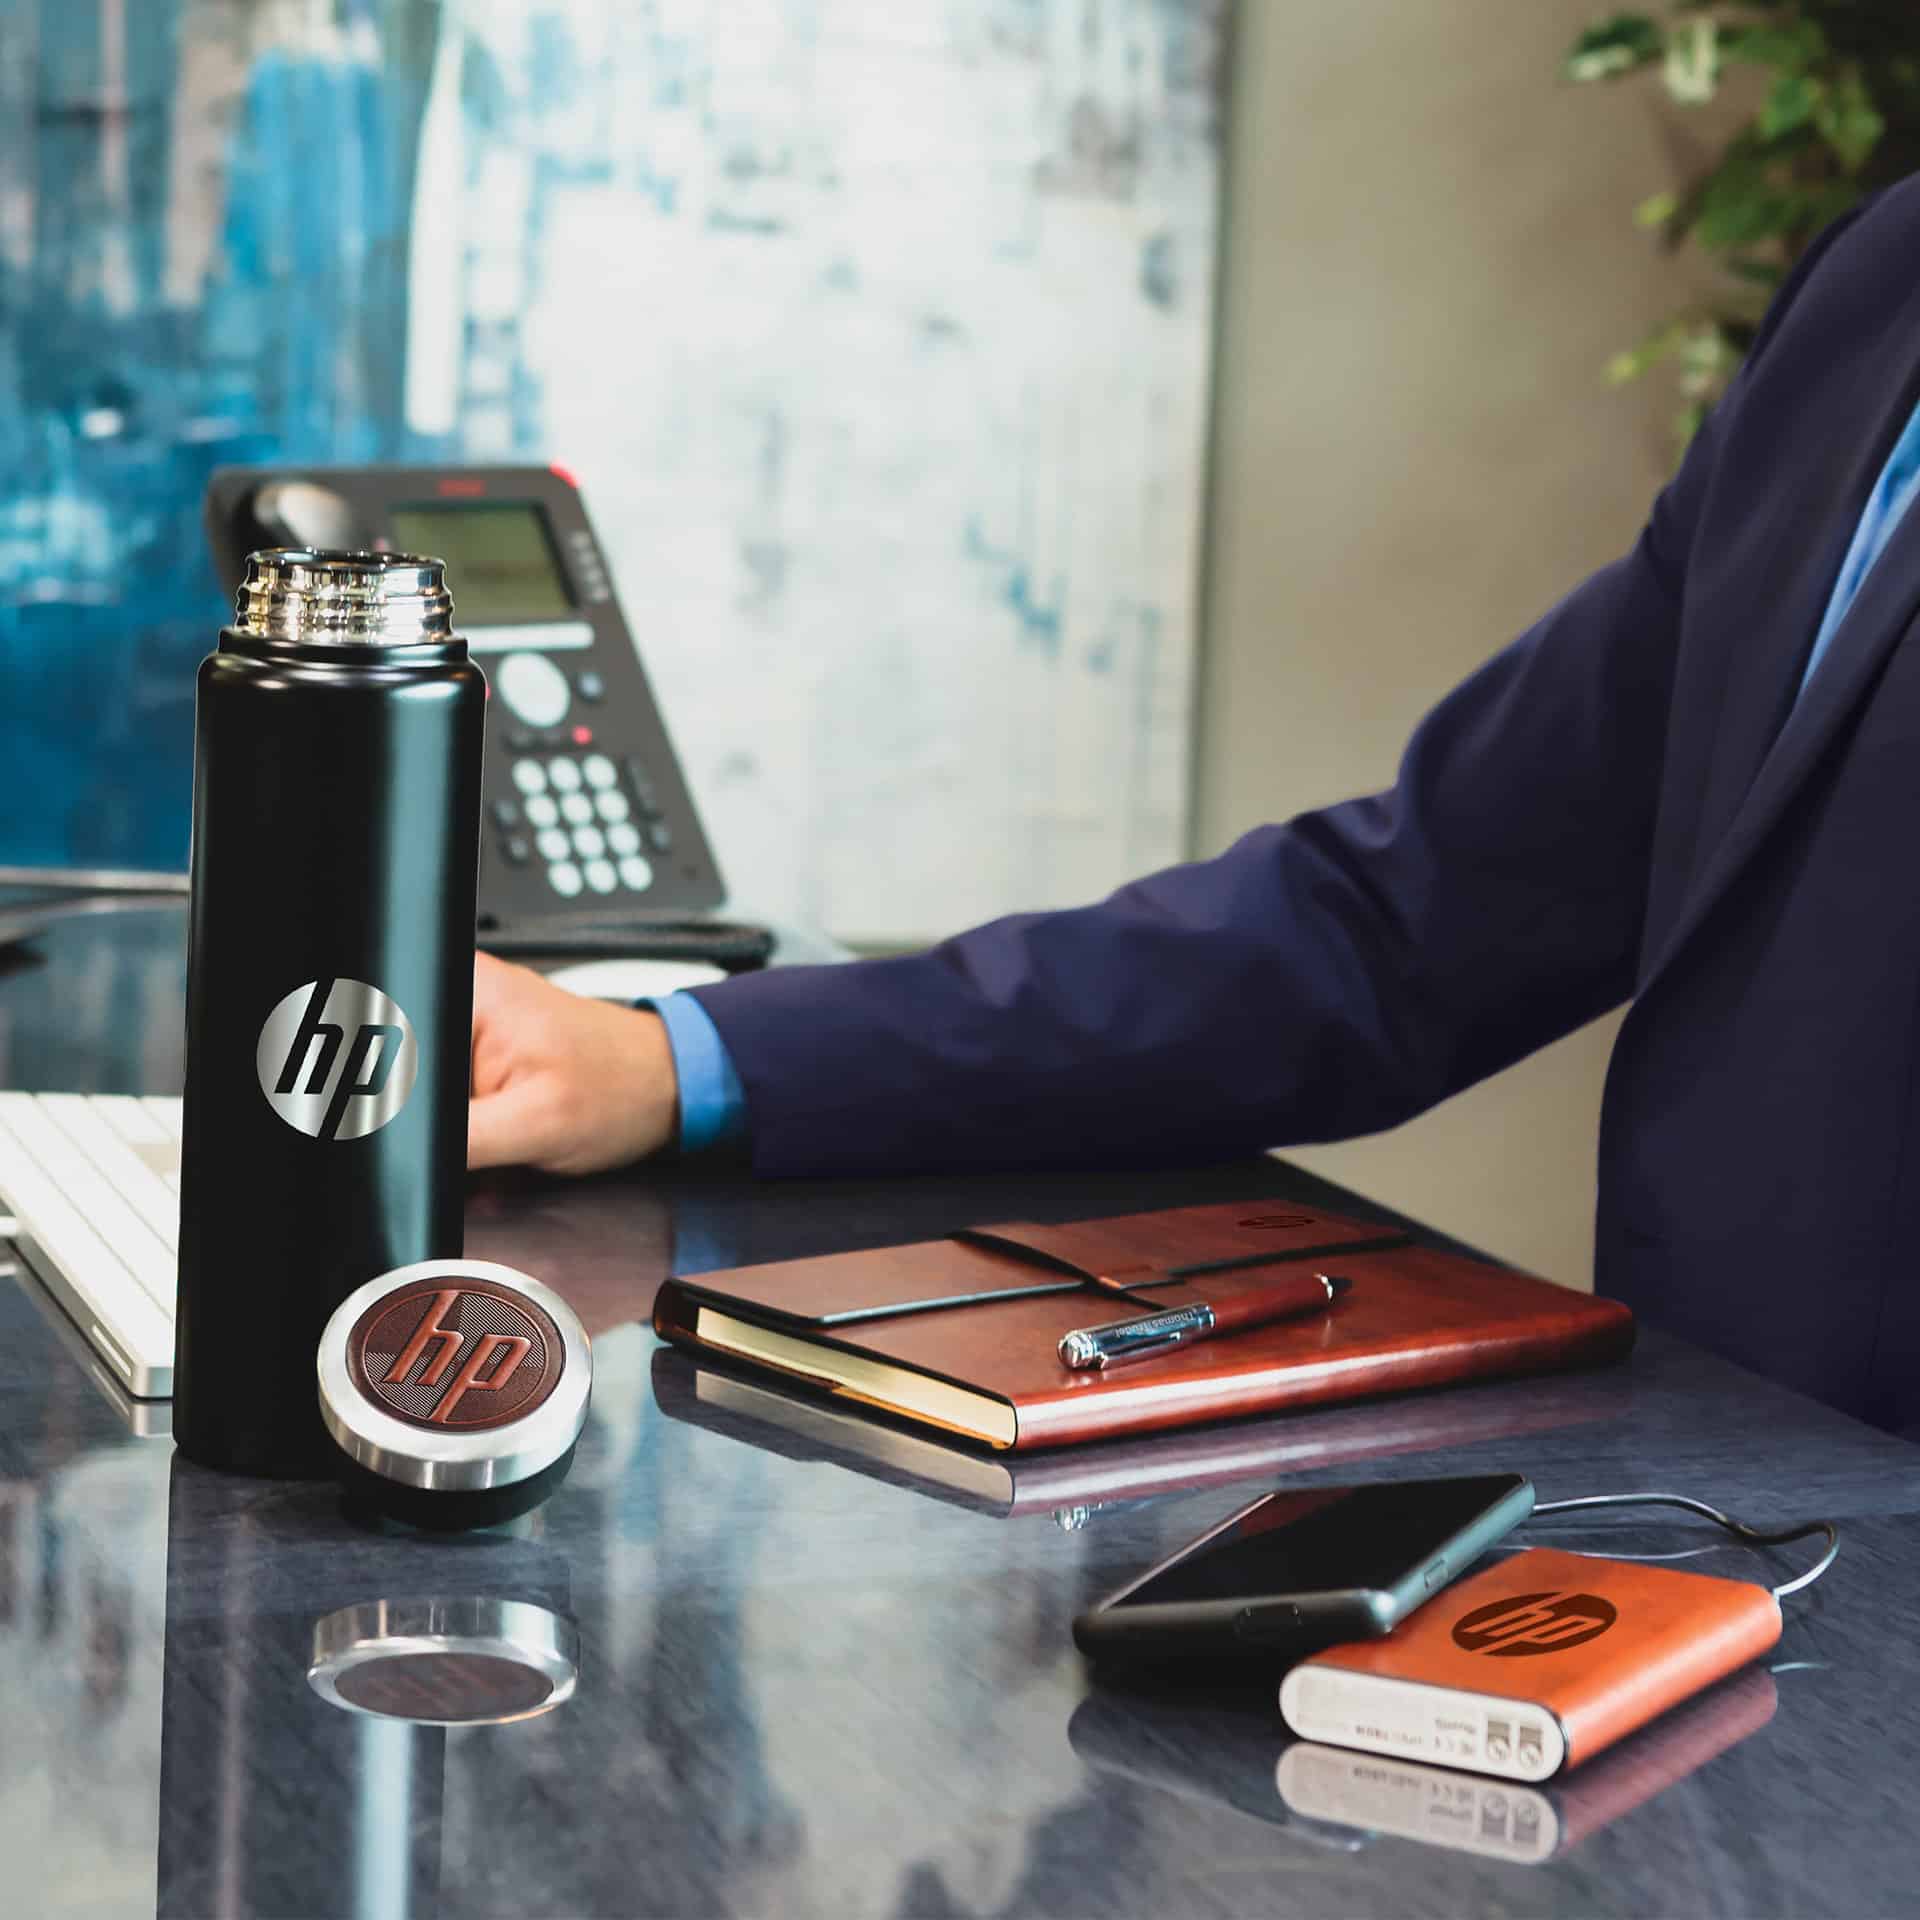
[256,978,419,1141]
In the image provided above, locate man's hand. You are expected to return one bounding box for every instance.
[468,952,680,1173]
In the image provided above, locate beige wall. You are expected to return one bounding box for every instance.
[1196,1,1708,1285]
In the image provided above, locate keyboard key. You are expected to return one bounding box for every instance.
[537,829,571,862]
[511,759,548,796]
[548,861,584,898]
[619,854,654,892]
[584,859,617,894]
[490,797,521,831]
[560,792,594,825]
[547,757,583,792]
[93,1094,182,1182]
[92,1093,175,1153]
[575,669,605,703]
[607,822,642,856]
[646,820,673,854]
[38,1094,181,1254]
[582,753,616,789]
[571,825,606,859]
[502,835,532,866]
[524,793,559,828]
[594,789,630,823]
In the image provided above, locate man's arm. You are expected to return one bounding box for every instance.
[467,200,1869,1179]
[690,539,1681,1175]
[685,202,1872,1178]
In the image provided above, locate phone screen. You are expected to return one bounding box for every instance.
[1109,1476,1527,1609]
[389,504,574,623]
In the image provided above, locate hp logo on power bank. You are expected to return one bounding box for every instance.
[1451,1589,1618,1657]
[256,978,419,1141]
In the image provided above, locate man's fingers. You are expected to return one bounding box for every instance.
[468,1077,551,1170]
[473,949,521,1015]
[472,952,538,1088]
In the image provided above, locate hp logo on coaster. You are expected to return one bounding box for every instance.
[257,978,419,1141]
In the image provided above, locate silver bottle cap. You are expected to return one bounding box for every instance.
[318,1259,591,1494]
[233,547,456,646]
[307,1597,579,1726]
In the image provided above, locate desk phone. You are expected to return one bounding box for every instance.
[205,466,768,967]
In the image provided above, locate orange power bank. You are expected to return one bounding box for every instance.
[1278,1546,1782,1781]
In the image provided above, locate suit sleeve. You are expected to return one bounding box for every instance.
[685,207,1868,1177]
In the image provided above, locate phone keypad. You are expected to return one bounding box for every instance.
[498,744,672,901]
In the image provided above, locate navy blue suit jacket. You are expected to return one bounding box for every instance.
[694,180,1920,1431]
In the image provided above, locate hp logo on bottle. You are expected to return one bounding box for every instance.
[256,978,419,1141]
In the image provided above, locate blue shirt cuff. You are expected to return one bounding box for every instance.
[644,991,750,1155]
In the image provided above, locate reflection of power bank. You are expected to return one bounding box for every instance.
[1278,1547,1782,1781]
[1276,1662,1779,1861]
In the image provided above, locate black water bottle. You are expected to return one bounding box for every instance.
[176,550,485,1474]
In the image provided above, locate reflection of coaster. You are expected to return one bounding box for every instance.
[318,1259,591,1529]
[307,1597,579,1726]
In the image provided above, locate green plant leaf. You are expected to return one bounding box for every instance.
[1675,399,1709,452]
[1689,140,1794,250]
[1565,13,1664,83]
[1721,21,1828,77]
[1676,322,1742,400]
[1604,318,1692,387]
[1758,72,1821,139]
[1663,17,1719,104]
[1567,2,1900,455]
[1814,66,1886,171]
[1635,189,1681,229]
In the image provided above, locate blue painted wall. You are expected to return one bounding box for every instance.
[0,0,440,870]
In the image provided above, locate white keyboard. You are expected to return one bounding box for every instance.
[0,1093,181,1397]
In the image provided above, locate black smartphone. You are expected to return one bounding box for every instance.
[1072,1473,1534,1666]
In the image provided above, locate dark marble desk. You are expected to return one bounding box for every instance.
[3,906,1919,1917]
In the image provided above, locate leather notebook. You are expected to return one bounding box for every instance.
[650,1200,1635,1452]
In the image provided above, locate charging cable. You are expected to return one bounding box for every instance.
[1526,1491,1839,1598]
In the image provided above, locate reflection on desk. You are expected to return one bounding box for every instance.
[1070,1655,1783,1869]
[650,1344,1613,1525]
[1275,1663,1781,1863]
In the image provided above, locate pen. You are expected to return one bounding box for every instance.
[1058,1271,1351,1371]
